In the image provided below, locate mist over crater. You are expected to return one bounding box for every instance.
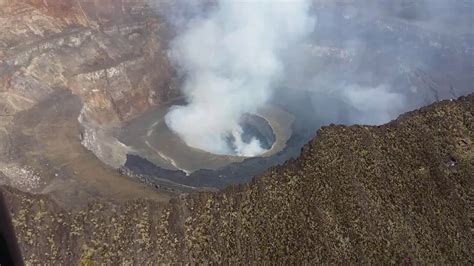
[56,0,474,190]
[164,0,315,157]
[119,0,473,189]
[0,0,472,263]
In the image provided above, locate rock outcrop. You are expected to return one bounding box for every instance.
[0,1,179,193]
[1,94,472,264]
[0,1,177,125]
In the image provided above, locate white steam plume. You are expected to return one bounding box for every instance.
[165,0,315,156]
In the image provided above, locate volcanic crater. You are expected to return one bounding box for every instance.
[115,100,295,186]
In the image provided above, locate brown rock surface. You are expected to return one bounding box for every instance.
[1,94,472,264]
[0,1,177,124]
[3,0,158,26]
[0,1,178,206]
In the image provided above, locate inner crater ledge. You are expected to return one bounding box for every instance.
[117,103,294,174]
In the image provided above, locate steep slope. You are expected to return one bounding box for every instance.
[1,94,472,264]
[0,1,178,207]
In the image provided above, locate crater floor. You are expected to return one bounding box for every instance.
[117,103,295,173]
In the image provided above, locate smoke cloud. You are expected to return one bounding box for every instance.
[160,0,473,159]
[165,0,315,156]
[280,0,473,128]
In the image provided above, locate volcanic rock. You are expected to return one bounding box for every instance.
[1,94,472,264]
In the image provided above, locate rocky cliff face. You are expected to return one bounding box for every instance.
[0,1,181,218]
[1,94,472,264]
[2,0,159,26]
[0,1,181,191]
[0,0,177,125]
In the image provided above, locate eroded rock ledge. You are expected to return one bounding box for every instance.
[1,94,472,264]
